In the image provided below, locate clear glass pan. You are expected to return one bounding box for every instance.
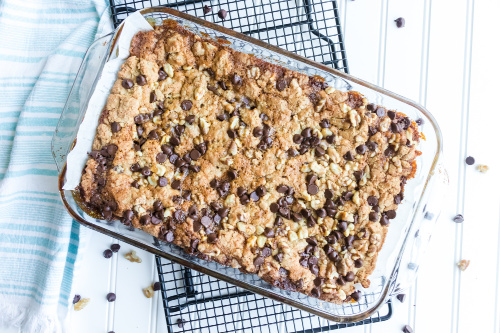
[52,7,446,323]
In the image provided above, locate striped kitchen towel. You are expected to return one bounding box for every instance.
[0,0,111,332]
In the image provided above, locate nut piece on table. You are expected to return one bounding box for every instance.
[143,284,155,298]
[476,164,489,173]
[74,298,90,311]
[457,259,470,271]
[124,250,142,263]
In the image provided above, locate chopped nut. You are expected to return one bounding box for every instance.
[229,141,238,155]
[143,284,155,298]
[237,222,256,235]
[199,117,210,134]
[297,227,308,239]
[225,194,236,207]
[288,230,298,242]
[325,86,335,94]
[255,226,265,235]
[163,63,174,78]
[257,235,267,248]
[74,298,90,311]
[477,164,488,173]
[337,289,346,300]
[124,250,142,263]
[457,259,470,271]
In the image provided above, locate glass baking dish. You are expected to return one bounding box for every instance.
[52,7,446,323]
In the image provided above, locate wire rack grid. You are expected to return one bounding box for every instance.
[109,0,348,72]
[109,0,391,331]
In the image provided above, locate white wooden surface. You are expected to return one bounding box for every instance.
[3,1,499,332]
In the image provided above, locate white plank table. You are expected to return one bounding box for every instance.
[4,1,499,332]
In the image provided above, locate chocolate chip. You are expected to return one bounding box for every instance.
[203,5,212,14]
[181,100,193,111]
[250,191,260,201]
[195,142,207,155]
[367,196,378,206]
[391,122,403,133]
[130,163,140,173]
[453,214,464,223]
[316,208,326,218]
[293,134,303,144]
[256,186,266,197]
[218,9,227,20]
[261,247,272,258]
[286,148,297,158]
[384,146,395,157]
[356,144,367,154]
[301,127,312,138]
[169,136,180,146]
[313,277,324,287]
[227,129,238,139]
[161,145,173,156]
[320,119,330,128]
[187,149,201,162]
[156,177,167,187]
[306,236,318,246]
[171,180,181,190]
[254,256,264,267]
[276,79,287,91]
[106,293,116,302]
[465,156,475,165]
[131,180,140,189]
[232,74,242,85]
[274,216,283,226]
[156,153,167,164]
[367,141,378,151]
[342,191,353,201]
[394,193,403,204]
[200,216,212,228]
[386,210,397,219]
[103,249,113,258]
[354,258,363,268]
[403,325,413,333]
[315,146,325,157]
[324,189,334,199]
[111,122,120,133]
[351,291,361,302]
[392,293,406,304]
[306,217,316,228]
[263,227,275,238]
[193,220,202,232]
[338,222,347,232]
[147,130,158,141]
[275,185,287,193]
[353,171,364,181]
[142,167,151,176]
[253,127,263,137]
[395,17,406,28]
[368,126,378,136]
[376,107,386,117]
[326,135,335,144]
[369,212,379,222]
[309,264,319,276]
[328,251,339,262]
[158,69,167,81]
[122,78,133,89]
[73,294,81,304]
[148,92,157,104]
[380,214,390,226]
[311,287,321,298]
[344,151,354,161]
[136,75,147,86]
[388,110,396,120]
[134,114,149,125]
[274,253,283,263]
[345,271,355,282]
[367,103,376,111]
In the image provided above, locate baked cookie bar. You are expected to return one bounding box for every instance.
[79,21,420,304]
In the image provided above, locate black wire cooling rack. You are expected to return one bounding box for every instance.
[109,0,391,331]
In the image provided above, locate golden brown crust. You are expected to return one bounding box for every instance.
[79,22,420,304]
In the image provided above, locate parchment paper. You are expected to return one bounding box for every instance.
[63,12,153,190]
